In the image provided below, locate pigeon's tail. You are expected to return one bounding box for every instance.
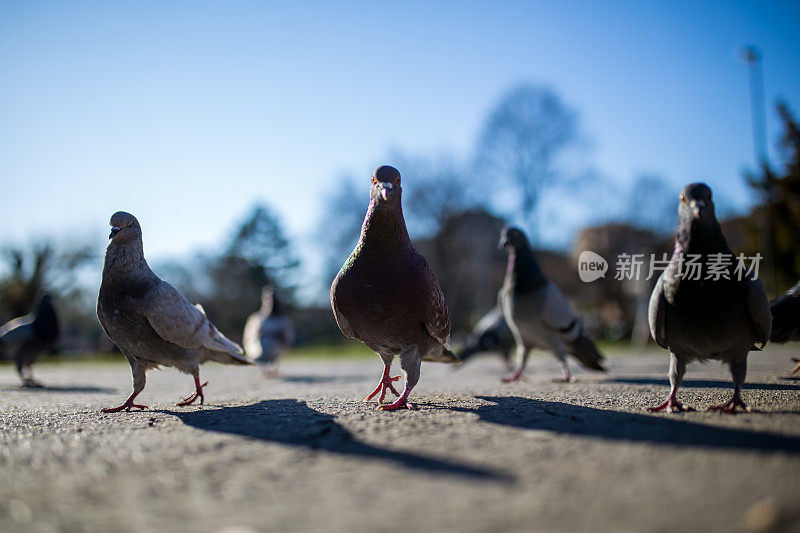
[210,350,252,366]
[567,334,606,372]
[455,343,480,364]
[204,327,252,366]
[423,344,461,364]
[769,296,800,344]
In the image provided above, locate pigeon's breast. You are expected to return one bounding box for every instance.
[333,261,432,352]
[666,282,756,359]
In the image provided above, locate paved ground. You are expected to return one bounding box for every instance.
[1,344,799,533]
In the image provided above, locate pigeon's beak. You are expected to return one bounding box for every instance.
[109,227,121,239]
[498,236,509,249]
[690,200,706,219]
[378,182,394,201]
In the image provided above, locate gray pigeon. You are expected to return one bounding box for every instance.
[0,294,59,387]
[498,227,606,383]
[768,280,800,374]
[455,305,514,369]
[648,183,771,413]
[243,285,294,378]
[97,211,250,412]
[330,165,459,411]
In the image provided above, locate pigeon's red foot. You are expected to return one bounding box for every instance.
[102,393,148,413]
[790,358,800,375]
[708,395,750,414]
[364,365,401,403]
[177,378,208,406]
[502,368,527,383]
[648,397,693,413]
[377,387,415,411]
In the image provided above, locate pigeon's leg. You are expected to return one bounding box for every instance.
[17,357,43,388]
[177,375,208,406]
[552,351,574,383]
[501,351,515,372]
[103,361,148,412]
[709,356,750,414]
[790,358,800,375]
[379,350,419,411]
[648,353,693,413]
[502,326,529,383]
[363,359,401,403]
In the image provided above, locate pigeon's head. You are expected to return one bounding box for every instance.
[499,226,529,250]
[370,165,402,207]
[261,284,275,312]
[108,211,142,243]
[678,183,715,223]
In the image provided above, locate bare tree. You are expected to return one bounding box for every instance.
[317,174,367,286]
[475,83,578,236]
[388,150,480,238]
[228,203,300,295]
[0,239,97,320]
[625,174,677,235]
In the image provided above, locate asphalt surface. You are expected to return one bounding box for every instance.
[1,345,799,533]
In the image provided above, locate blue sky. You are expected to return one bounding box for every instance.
[1,1,799,292]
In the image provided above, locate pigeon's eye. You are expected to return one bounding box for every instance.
[680,193,686,203]
[371,177,377,184]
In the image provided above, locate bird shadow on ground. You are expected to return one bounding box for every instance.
[279,375,365,384]
[453,396,800,453]
[0,384,116,394]
[611,377,800,391]
[164,399,510,482]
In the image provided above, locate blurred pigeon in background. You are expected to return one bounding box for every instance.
[331,165,459,411]
[0,294,59,387]
[243,284,294,378]
[648,183,771,413]
[97,211,250,412]
[455,305,514,370]
[768,280,800,374]
[498,227,606,383]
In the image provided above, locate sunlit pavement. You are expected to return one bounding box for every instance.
[1,345,799,533]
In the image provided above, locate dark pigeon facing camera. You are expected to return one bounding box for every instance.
[648,183,771,413]
[330,165,459,411]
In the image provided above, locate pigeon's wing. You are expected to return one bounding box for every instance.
[330,273,362,341]
[332,304,360,341]
[745,277,771,349]
[140,281,244,356]
[536,284,581,340]
[421,256,451,347]
[0,316,34,348]
[96,299,115,345]
[648,274,668,348]
[473,306,505,337]
[770,285,800,343]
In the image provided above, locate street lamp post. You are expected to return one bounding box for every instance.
[737,45,776,294]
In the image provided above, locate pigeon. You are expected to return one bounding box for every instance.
[243,285,294,378]
[0,294,59,387]
[330,165,459,411]
[498,227,606,383]
[97,211,250,412]
[455,305,514,370]
[768,280,800,373]
[648,183,771,413]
